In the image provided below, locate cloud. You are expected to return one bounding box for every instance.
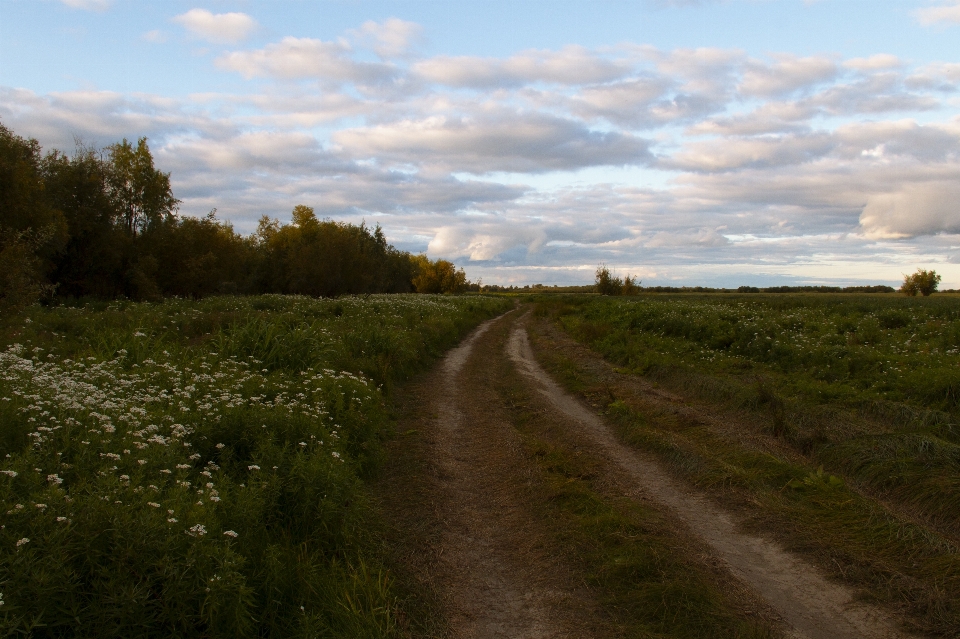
[665,134,835,172]
[414,46,631,88]
[642,46,744,97]
[860,182,960,237]
[739,54,837,97]
[217,37,398,86]
[689,102,815,135]
[173,9,258,44]
[349,18,423,58]
[843,54,901,71]
[334,111,654,173]
[915,1,960,26]
[60,0,110,11]
[142,30,168,44]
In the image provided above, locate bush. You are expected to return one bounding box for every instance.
[901,269,941,297]
[595,264,640,296]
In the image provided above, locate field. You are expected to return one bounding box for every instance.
[534,293,960,635]
[0,294,511,637]
[3,291,958,637]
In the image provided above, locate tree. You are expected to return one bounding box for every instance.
[43,145,126,298]
[106,138,178,237]
[621,274,641,296]
[410,255,467,294]
[901,269,941,297]
[0,122,67,310]
[595,264,621,295]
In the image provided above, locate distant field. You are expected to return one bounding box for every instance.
[0,294,511,637]
[553,293,960,410]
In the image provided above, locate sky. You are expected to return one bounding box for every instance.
[2,1,960,287]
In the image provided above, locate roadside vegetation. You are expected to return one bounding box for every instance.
[0,294,511,636]
[532,294,960,636]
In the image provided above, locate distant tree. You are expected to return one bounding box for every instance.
[621,274,641,296]
[595,264,621,295]
[900,269,941,297]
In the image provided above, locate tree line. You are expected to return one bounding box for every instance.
[0,123,470,313]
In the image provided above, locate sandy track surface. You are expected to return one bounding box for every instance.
[507,318,914,639]
[403,312,602,639]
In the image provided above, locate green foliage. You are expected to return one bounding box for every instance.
[106,137,179,237]
[254,206,413,297]
[0,123,68,311]
[900,269,941,297]
[0,294,511,637]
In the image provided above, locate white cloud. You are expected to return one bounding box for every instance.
[349,18,423,58]
[60,0,111,11]
[915,1,960,26]
[216,37,397,86]
[666,134,835,172]
[860,182,960,237]
[843,54,901,71]
[740,54,837,97]
[334,111,653,173]
[172,9,258,44]
[142,30,168,44]
[414,46,631,88]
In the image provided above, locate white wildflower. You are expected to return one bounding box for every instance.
[223,530,238,538]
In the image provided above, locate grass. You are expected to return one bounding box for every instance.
[0,294,511,637]
[531,295,960,636]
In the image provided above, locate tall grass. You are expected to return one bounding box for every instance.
[0,294,510,637]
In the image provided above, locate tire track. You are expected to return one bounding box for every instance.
[426,314,596,639]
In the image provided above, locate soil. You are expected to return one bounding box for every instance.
[382,308,918,639]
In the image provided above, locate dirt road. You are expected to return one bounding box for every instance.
[383,309,915,638]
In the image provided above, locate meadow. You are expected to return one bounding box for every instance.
[0,294,511,637]
[547,294,960,488]
[535,293,960,635]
